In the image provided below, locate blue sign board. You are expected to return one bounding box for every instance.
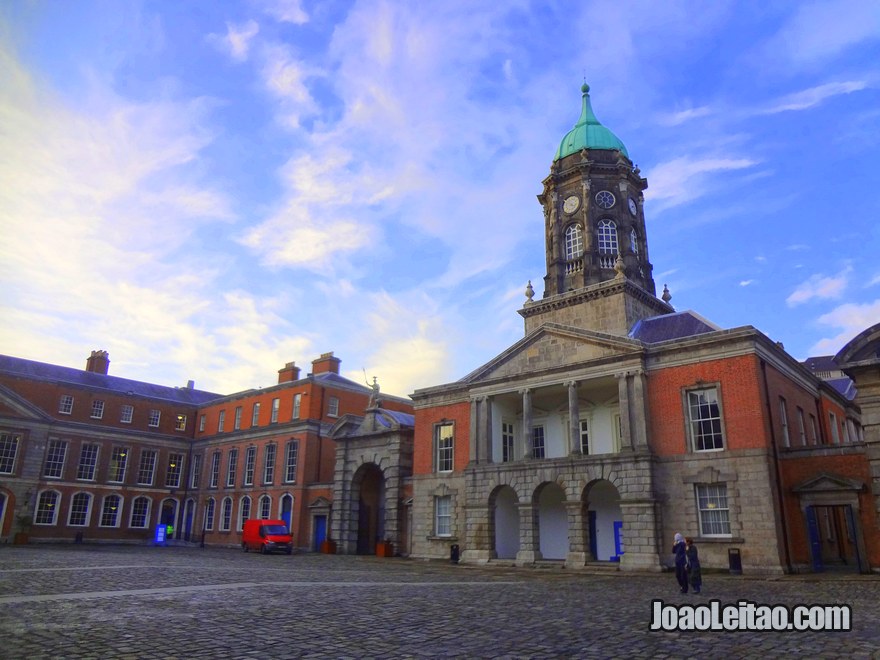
[155,524,167,544]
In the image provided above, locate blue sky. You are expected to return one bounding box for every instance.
[1,1,879,398]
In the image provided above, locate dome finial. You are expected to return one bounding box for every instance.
[581,81,590,95]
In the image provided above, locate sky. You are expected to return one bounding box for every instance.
[1,1,879,399]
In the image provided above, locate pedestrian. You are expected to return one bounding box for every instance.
[672,532,688,593]
[685,537,702,594]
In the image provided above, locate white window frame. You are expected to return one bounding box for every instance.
[779,397,790,447]
[259,495,272,520]
[99,495,122,528]
[90,399,105,420]
[284,440,298,483]
[58,395,74,415]
[190,453,202,489]
[218,410,226,433]
[108,447,128,483]
[35,490,60,525]
[579,419,590,455]
[226,448,238,487]
[175,414,187,432]
[244,446,256,486]
[686,387,725,452]
[501,421,515,463]
[435,495,452,537]
[532,424,545,459]
[263,444,276,484]
[165,453,184,488]
[76,443,99,481]
[220,497,233,531]
[597,219,618,268]
[564,223,584,260]
[43,439,68,478]
[137,449,157,485]
[0,433,19,474]
[238,496,252,531]
[234,406,242,430]
[630,227,639,255]
[148,409,161,428]
[809,414,819,445]
[120,405,134,424]
[292,393,302,420]
[209,451,221,488]
[695,483,731,537]
[434,422,454,472]
[130,496,151,529]
[328,396,339,417]
[199,415,206,432]
[204,498,216,531]
[251,403,261,427]
[67,492,92,527]
[271,398,280,423]
[829,412,840,444]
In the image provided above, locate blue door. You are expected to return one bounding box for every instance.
[612,520,624,561]
[281,495,292,532]
[806,506,823,572]
[314,515,327,551]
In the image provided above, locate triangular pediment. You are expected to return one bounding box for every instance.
[0,383,52,421]
[792,472,865,493]
[461,323,643,384]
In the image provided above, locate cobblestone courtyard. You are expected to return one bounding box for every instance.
[0,545,877,658]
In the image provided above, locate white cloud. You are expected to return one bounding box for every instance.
[808,299,880,355]
[657,105,711,126]
[786,266,852,306]
[760,81,868,115]
[209,20,260,62]
[740,280,754,287]
[644,157,757,210]
[261,0,308,25]
[868,274,880,287]
[260,43,318,128]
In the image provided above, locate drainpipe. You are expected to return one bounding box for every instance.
[760,359,793,573]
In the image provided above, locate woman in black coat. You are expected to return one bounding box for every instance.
[672,533,688,593]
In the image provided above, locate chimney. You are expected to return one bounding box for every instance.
[277,361,301,384]
[186,380,195,390]
[311,351,340,375]
[85,350,110,375]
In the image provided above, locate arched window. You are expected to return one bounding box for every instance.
[259,495,272,520]
[597,220,618,268]
[630,228,639,255]
[565,224,584,260]
[35,490,60,525]
[204,498,216,531]
[239,496,252,531]
[100,494,123,528]
[68,492,92,526]
[130,496,151,528]
[221,497,233,531]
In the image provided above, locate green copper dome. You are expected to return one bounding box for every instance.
[554,83,628,161]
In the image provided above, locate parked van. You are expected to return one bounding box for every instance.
[241,519,293,555]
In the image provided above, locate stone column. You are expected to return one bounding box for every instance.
[460,503,493,564]
[631,370,649,449]
[521,388,533,460]
[618,498,664,572]
[617,372,634,451]
[515,503,542,565]
[567,380,581,455]
[469,396,479,464]
[564,500,588,568]
[480,396,493,464]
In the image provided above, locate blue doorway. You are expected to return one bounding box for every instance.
[314,515,327,551]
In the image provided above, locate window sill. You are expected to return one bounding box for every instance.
[694,536,743,544]
[426,535,458,542]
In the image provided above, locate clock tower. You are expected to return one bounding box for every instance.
[520,84,672,335]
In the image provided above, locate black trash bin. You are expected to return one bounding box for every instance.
[728,548,742,575]
[74,532,83,544]
[450,544,460,564]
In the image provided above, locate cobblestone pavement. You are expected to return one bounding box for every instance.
[0,545,878,659]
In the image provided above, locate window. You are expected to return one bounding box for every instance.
[244,446,256,486]
[434,423,454,472]
[148,409,161,428]
[695,484,731,536]
[190,453,202,489]
[263,444,276,484]
[90,400,105,419]
[292,393,302,420]
[502,422,515,462]
[251,403,261,426]
[130,497,150,528]
[58,394,74,415]
[687,388,724,451]
[76,443,99,480]
[220,497,233,531]
[218,410,226,433]
[779,397,790,447]
[68,493,91,526]
[226,448,238,487]
[137,449,157,485]
[579,419,590,454]
[0,433,19,474]
[234,406,242,430]
[204,498,216,531]
[43,439,68,478]
[108,447,128,483]
[829,412,840,444]
[35,491,60,525]
[565,224,583,260]
[239,496,251,530]
[435,495,452,537]
[532,425,545,459]
[328,396,339,417]
[284,441,298,482]
[175,414,187,431]
[809,414,819,445]
[165,453,184,488]
[209,451,221,488]
[100,495,122,527]
[597,219,618,268]
[120,405,134,424]
[630,228,639,255]
[259,495,272,519]
[796,407,807,446]
[271,398,280,423]
[199,415,206,432]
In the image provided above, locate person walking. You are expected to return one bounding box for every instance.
[685,537,702,594]
[672,532,688,593]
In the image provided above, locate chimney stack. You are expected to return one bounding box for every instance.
[85,350,110,375]
[311,352,340,375]
[277,361,302,384]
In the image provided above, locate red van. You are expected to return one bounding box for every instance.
[241,519,293,555]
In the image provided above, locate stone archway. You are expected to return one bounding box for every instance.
[536,482,568,560]
[584,480,623,562]
[353,463,385,555]
[490,485,520,560]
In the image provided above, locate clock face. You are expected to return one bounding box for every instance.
[563,195,580,214]
[628,197,638,216]
[595,190,615,209]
